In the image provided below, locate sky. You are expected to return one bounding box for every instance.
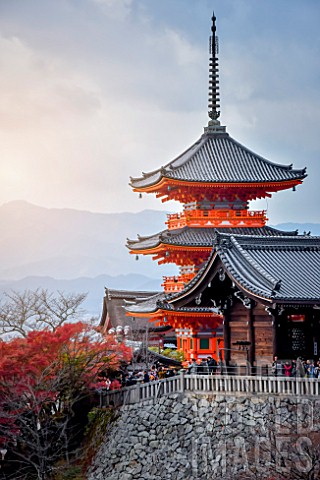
[0,0,319,224]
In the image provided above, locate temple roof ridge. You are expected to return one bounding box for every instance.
[214,232,279,294]
[224,133,307,174]
[213,231,320,248]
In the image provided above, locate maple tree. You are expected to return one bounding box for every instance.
[0,322,131,479]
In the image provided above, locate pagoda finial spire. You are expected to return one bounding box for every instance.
[208,11,220,125]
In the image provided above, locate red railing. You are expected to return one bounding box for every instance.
[166,209,267,230]
[162,273,195,292]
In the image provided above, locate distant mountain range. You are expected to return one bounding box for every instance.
[1,200,319,315]
[0,274,161,318]
[0,200,172,280]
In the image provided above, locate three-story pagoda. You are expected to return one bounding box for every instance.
[125,12,306,361]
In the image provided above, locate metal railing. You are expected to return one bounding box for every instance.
[100,373,320,407]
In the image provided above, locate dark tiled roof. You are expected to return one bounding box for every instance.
[100,289,160,328]
[105,289,158,301]
[124,291,218,315]
[124,292,167,314]
[125,232,320,314]
[130,231,320,314]
[156,300,217,314]
[214,233,320,302]
[127,225,299,251]
[130,132,306,189]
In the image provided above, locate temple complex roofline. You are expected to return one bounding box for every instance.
[127,226,300,252]
[169,232,320,305]
[124,232,320,319]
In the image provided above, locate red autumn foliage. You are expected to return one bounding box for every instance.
[0,322,131,448]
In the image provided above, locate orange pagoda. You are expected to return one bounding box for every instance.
[124,12,306,362]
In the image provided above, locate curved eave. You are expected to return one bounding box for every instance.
[127,227,215,251]
[129,136,205,189]
[226,134,306,174]
[225,274,320,306]
[125,310,162,318]
[127,238,162,252]
[125,308,221,318]
[223,272,274,305]
[127,226,300,252]
[228,267,320,305]
[162,309,221,317]
[129,243,212,256]
[132,177,305,195]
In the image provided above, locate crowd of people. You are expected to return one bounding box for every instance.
[94,356,320,394]
[122,365,180,386]
[94,364,181,392]
[272,356,320,378]
[187,356,220,375]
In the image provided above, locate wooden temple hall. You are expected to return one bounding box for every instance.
[100,12,320,367]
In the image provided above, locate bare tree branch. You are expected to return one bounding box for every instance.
[0,289,87,339]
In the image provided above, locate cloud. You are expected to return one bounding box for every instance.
[90,0,133,19]
[0,34,101,132]
[0,20,203,214]
[0,0,319,224]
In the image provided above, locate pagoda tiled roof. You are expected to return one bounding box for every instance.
[127,225,299,251]
[130,132,307,189]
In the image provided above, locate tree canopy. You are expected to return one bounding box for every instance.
[0,322,131,479]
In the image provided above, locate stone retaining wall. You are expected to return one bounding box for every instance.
[88,392,320,480]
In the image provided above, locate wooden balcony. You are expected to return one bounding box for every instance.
[166,209,267,230]
[162,273,195,293]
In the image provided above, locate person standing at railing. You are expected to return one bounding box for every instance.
[149,365,158,381]
[216,359,225,375]
[199,358,208,375]
[296,357,305,377]
[271,356,283,376]
[283,361,292,377]
[188,358,198,374]
[306,360,317,378]
[207,356,217,375]
[143,370,150,383]
[158,366,166,379]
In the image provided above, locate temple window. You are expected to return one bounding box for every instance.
[199,338,210,350]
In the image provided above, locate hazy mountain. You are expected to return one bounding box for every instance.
[0,200,173,280]
[1,200,320,316]
[271,223,320,236]
[0,274,161,316]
